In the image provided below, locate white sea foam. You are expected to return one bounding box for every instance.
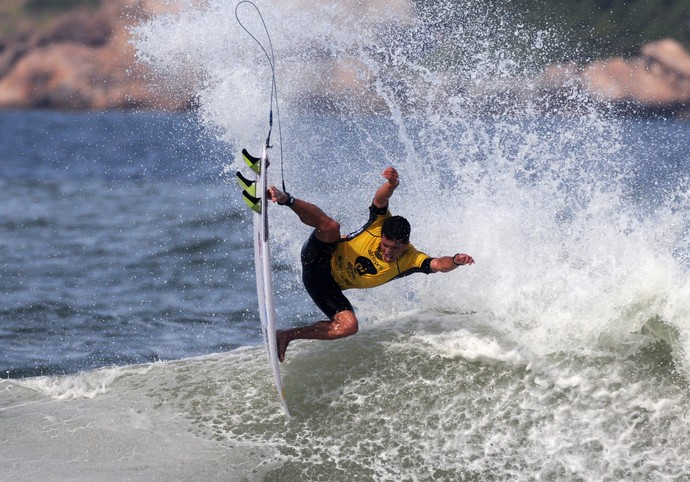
[11,364,155,400]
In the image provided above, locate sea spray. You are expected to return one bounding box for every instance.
[135,0,690,372]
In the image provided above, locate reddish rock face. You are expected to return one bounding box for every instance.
[1,0,690,115]
[581,39,690,107]
[505,38,690,116]
[0,0,192,110]
[40,12,112,48]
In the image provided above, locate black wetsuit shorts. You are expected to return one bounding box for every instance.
[301,231,353,319]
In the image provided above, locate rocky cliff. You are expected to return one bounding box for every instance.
[538,38,690,116]
[1,0,690,116]
[0,0,191,110]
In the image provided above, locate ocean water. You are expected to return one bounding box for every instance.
[0,110,259,378]
[4,0,690,480]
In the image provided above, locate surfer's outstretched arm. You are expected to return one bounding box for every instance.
[268,186,340,243]
[430,253,475,273]
[373,166,400,209]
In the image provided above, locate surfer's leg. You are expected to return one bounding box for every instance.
[277,310,358,362]
[269,186,340,243]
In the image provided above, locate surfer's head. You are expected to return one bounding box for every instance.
[382,215,411,244]
[380,216,410,261]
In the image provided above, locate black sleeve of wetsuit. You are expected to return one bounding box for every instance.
[369,203,389,217]
[421,257,433,274]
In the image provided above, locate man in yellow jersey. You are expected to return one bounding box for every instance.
[268,166,474,362]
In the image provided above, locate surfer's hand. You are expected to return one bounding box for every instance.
[382,166,399,187]
[453,253,474,266]
[268,186,287,204]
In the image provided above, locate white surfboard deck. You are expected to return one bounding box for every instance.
[253,144,290,417]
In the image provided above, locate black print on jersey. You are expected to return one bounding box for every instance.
[355,256,378,276]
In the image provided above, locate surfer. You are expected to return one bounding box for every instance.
[268,166,474,362]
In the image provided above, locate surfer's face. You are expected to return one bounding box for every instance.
[380,235,407,262]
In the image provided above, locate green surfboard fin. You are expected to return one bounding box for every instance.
[242,148,261,174]
[236,171,256,197]
[242,190,261,214]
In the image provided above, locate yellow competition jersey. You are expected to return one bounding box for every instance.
[331,205,432,290]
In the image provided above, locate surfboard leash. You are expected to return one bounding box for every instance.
[235,0,288,194]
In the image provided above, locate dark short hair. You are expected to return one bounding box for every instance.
[382,215,411,244]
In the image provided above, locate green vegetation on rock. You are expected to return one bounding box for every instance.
[520,0,690,60]
[412,0,690,64]
[25,0,101,12]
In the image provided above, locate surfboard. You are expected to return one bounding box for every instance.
[237,146,290,417]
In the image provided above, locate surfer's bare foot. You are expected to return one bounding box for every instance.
[277,330,289,363]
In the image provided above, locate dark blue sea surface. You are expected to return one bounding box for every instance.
[0,110,260,377]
